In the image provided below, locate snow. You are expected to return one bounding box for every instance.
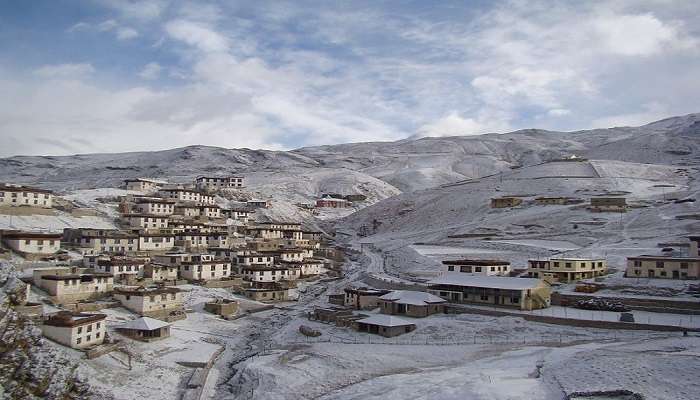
[379,290,446,305]
[117,316,170,331]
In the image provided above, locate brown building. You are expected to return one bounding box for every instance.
[344,287,390,310]
[589,197,627,212]
[115,317,171,342]
[626,255,700,279]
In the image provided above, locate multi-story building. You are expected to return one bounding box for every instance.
[123,214,169,229]
[143,263,179,282]
[95,257,145,282]
[240,264,299,282]
[527,258,607,283]
[113,287,184,319]
[0,183,53,208]
[138,234,175,252]
[38,273,114,303]
[625,256,700,279]
[158,188,202,203]
[198,204,221,218]
[124,178,164,193]
[195,176,245,191]
[441,259,511,276]
[1,231,62,254]
[41,312,106,349]
[179,254,231,281]
[133,197,175,215]
[65,229,138,254]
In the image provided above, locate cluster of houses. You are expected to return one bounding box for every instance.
[3,176,339,351]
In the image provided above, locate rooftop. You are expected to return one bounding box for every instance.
[379,290,446,305]
[44,311,106,328]
[442,259,510,266]
[356,314,415,327]
[117,317,170,331]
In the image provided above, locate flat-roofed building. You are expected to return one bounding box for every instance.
[626,255,700,279]
[0,183,53,208]
[39,273,114,303]
[143,263,179,282]
[343,287,390,310]
[237,252,275,267]
[428,273,550,310]
[179,254,231,281]
[124,178,164,193]
[199,204,221,218]
[354,315,416,337]
[123,214,169,229]
[41,312,106,349]
[95,257,145,282]
[243,282,289,302]
[67,229,138,254]
[527,258,607,283]
[535,196,582,205]
[442,259,511,276]
[2,231,62,254]
[133,197,175,215]
[195,176,244,191]
[174,204,200,217]
[113,287,184,319]
[241,264,299,282]
[138,234,175,252]
[316,197,350,208]
[247,199,269,208]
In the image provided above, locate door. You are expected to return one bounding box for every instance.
[648,270,655,278]
[673,270,679,279]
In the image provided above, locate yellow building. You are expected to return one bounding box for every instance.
[625,256,700,279]
[490,197,522,208]
[527,258,607,283]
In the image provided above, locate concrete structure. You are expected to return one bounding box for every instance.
[344,287,390,310]
[133,197,175,215]
[204,299,239,317]
[138,234,175,252]
[625,256,700,279]
[442,259,511,276]
[241,264,298,282]
[174,204,200,217]
[0,183,53,208]
[247,199,269,208]
[589,197,627,212]
[527,258,607,283]
[243,282,289,302]
[535,196,582,205]
[2,231,62,255]
[158,188,202,203]
[143,263,179,282]
[113,287,184,318]
[115,317,171,342]
[195,176,244,191]
[354,315,416,337]
[123,214,170,229]
[237,252,275,267]
[179,255,231,282]
[124,178,164,192]
[490,197,523,208]
[66,229,138,254]
[428,273,550,310]
[688,236,700,257]
[378,290,446,317]
[41,312,106,349]
[95,257,145,282]
[39,273,114,303]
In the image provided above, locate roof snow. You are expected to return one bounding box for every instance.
[379,290,446,305]
[428,273,544,290]
[117,317,170,331]
[356,314,416,327]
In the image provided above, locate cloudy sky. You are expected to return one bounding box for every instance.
[1,0,699,157]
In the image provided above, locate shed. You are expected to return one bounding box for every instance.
[354,314,416,337]
[378,290,446,317]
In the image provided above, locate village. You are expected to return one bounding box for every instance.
[1,160,700,399]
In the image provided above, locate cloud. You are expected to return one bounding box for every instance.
[33,63,95,79]
[138,62,162,79]
[97,0,166,21]
[164,20,229,53]
[116,27,139,40]
[417,112,509,137]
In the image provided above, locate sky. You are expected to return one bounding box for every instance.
[0,0,699,157]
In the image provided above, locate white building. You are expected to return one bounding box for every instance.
[124,178,164,193]
[113,287,184,316]
[123,214,169,229]
[41,312,106,349]
[1,231,62,255]
[441,259,511,276]
[199,205,221,218]
[195,176,244,191]
[179,254,231,281]
[133,197,175,215]
[38,273,114,303]
[241,264,299,282]
[95,257,145,281]
[138,234,175,252]
[0,183,53,208]
[143,263,179,282]
[158,188,202,203]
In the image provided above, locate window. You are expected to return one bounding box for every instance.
[565,263,572,268]
[96,332,101,338]
[78,327,83,334]
[96,322,100,329]
[633,260,641,267]
[480,295,488,301]
[86,335,91,341]
[76,337,82,344]
[87,325,92,332]
[656,261,664,268]
[660,271,667,277]
[511,297,519,303]
[681,263,689,269]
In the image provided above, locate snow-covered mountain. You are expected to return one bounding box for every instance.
[1,113,699,203]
